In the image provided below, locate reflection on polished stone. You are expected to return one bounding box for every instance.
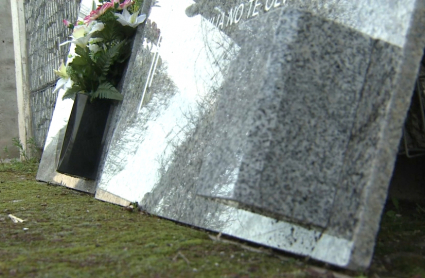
[36,0,103,193]
[57,0,424,271]
[36,90,96,193]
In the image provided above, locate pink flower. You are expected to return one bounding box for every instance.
[109,0,134,10]
[83,2,115,24]
[63,19,74,29]
[83,0,135,24]
[118,0,134,10]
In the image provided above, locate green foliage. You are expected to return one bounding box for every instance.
[66,38,130,102]
[11,137,41,163]
[391,197,400,212]
[0,166,305,277]
[95,40,124,78]
[90,82,124,101]
[97,9,121,26]
[60,1,142,102]
[0,158,39,173]
[1,138,40,173]
[385,197,401,220]
[386,210,397,219]
[1,166,424,277]
[376,200,425,277]
[63,84,83,100]
[129,0,144,14]
[0,148,6,167]
[417,203,425,214]
[66,34,132,100]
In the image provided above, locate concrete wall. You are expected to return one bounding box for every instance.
[0,0,19,159]
[25,0,80,148]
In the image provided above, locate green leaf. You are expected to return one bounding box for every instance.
[71,56,88,66]
[94,17,121,40]
[95,40,126,78]
[129,0,144,14]
[74,45,92,63]
[62,85,83,100]
[391,197,400,212]
[386,210,397,219]
[90,82,123,101]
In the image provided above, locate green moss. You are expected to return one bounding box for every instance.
[1,162,424,277]
[0,162,306,277]
[373,200,425,277]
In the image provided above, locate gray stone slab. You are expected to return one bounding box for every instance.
[91,0,425,271]
[197,7,377,228]
[36,90,96,193]
[36,0,100,193]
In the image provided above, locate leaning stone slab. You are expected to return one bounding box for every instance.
[36,0,100,193]
[95,0,425,270]
[36,90,97,193]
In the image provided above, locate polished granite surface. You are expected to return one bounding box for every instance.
[38,0,425,270]
[36,0,101,193]
[95,0,425,270]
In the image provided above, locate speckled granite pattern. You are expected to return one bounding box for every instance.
[197,8,378,229]
[87,0,425,270]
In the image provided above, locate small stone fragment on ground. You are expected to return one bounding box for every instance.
[8,214,25,223]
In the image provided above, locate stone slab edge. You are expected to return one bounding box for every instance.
[348,0,425,270]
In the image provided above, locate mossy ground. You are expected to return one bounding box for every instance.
[0,161,424,277]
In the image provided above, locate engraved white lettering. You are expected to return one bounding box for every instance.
[252,0,261,17]
[217,12,225,29]
[265,0,274,11]
[234,4,244,23]
[212,15,218,27]
[214,14,220,27]
[207,0,289,29]
[226,8,235,26]
[247,0,255,19]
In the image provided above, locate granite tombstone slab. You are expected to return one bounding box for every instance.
[36,0,102,193]
[37,90,96,193]
[93,0,425,270]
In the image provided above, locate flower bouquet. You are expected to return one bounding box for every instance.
[54,0,146,101]
[54,0,146,179]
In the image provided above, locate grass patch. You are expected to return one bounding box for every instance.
[0,159,39,174]
[1,162,424,277]
[0,162,306,277]
[372,200,425,277]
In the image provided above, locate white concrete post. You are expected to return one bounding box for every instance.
[10,0,32,160]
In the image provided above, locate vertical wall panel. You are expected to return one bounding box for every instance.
[24,0,80,148]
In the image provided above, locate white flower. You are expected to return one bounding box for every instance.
[53,61,68,79]
[60,21,104,48]
[88,43,101,53]
[89,37,104,44]
[53,62,73,93]
[89,22,105,34]
[72,25,87,39]
[115,8,146,28]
